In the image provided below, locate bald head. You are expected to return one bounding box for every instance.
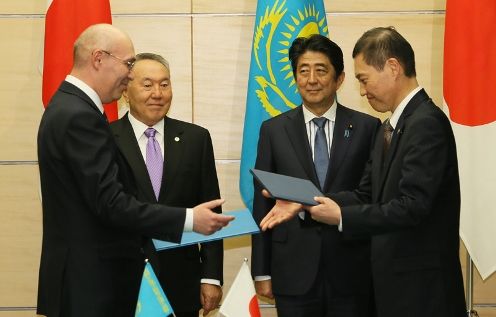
[70,23,136,104]
[73,24,133,68]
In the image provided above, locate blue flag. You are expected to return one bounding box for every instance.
[240,0,329,211]
[135,262,174,317]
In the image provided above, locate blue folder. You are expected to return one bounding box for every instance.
[250,168,323,206]
[153,208,260,251]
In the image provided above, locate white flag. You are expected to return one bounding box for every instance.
[218,261,261,317]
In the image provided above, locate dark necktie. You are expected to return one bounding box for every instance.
[312,117,329,189]
[144,128,163,200]
[383,119,394,156]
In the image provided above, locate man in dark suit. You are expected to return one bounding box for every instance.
[36,24,233,317]
[260,27,466,317]
[251,34,380,317]
[110,53,223,317]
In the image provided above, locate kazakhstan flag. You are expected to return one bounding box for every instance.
[240,0,329,210]
[135,262,174,317]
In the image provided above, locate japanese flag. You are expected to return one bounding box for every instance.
[219,261,261,317]
[443,0,496,279]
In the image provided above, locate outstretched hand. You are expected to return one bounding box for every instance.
[193,199,234,235]
[259,190,302,231]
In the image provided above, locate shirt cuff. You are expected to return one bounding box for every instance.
[298,210,305,220]
[254,275,271,281]
[201,278,221,286]
[184,208,193,232]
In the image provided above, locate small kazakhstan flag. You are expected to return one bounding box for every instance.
[240,0,329,211]
[135,262,175,317]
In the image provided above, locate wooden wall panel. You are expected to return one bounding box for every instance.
[216,161,244,211]
[324,0,445,12]
[0,2,44,14]
[0,18,44,161]
[114,16,193,122]
[0,0,191,15]
[0,166,42,307]
[192,16,253,160]
[0,312,38,317]
[192,0,445,14]
[110,0,191,14]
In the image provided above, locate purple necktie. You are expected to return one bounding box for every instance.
[144,128,163,200]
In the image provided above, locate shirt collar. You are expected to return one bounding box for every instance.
[389,86,422,129]
[65,75,104,114]
[302,99,337,124]
[127,112,165,140]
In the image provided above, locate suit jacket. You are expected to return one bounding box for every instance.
[251,104,380,300]
[37,81,187,317]
[110,114,223,312]
[333,89,466,317]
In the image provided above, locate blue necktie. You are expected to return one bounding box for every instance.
[313,117,329,189]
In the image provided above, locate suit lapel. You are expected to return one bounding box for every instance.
[60,81,106,120]
[283,107,320,187]
[377,89,430,198]
[161,117,185,198]
[325,104,352,191]
[113,114,157,202]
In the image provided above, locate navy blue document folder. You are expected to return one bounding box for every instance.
[250,169,323,206]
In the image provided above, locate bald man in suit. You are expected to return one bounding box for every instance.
[37,24,232,317]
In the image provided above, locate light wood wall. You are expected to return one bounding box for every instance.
[0,1,494,316]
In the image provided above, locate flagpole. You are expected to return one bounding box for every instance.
[466,254,479,317]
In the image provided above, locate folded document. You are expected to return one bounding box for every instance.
[251,168,323,206]
[153,208,259,251]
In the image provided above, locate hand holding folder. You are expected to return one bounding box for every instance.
[153,209,259,251]
[250,169,329,231]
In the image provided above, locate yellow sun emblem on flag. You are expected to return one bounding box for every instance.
[251,0,328,117]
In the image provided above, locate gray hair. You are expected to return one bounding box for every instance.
[135,52,170,71]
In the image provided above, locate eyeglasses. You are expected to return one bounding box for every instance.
[101,50,136,70]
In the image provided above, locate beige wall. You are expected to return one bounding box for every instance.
[0,1,494,316]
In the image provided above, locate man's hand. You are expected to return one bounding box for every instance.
[260,190,302,231]
[255,279,274,299]
[193,199,234,235]
[200,283,222,316]
[306,196,342,225]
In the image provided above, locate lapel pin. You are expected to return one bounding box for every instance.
[344,124,353,138]
[174,137,180,142]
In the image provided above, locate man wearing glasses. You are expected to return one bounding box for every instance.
[36,24,233,317]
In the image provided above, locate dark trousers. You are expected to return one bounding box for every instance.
[274,268,374,317]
